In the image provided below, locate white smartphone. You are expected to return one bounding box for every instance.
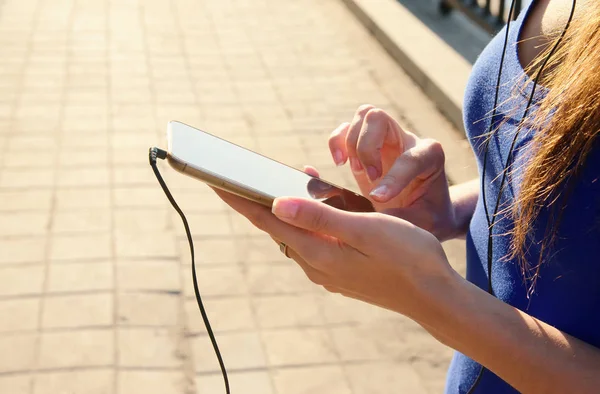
[165,121,374,212]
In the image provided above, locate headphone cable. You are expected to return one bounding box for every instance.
[470,1,577,392]
[149,147,231,394]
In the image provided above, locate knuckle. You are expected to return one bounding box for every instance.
[424,138,445,163]
[357,104,375,114]
[323,285,340,294]
[381,173,399,186]
[329,123,347,139]
[311,208,329,233]
[364,107,386,121]
[356,141,372,158]
[306,270,324,286]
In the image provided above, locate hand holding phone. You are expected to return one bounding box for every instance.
[166,121,374,212]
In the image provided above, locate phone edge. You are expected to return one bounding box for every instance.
[166,154,274,208]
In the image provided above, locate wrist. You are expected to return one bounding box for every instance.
[435,206,460,242]
[446,179,480,240]
[408,266,471,338]
[402,252,467,327]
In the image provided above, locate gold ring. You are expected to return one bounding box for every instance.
[279,242,290,258]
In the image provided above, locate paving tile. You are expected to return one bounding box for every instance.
[246,264,314,295]
[261,328,338,367]
[50,234,112,261]
[52,209,111,233]
[63,105,108,125]
[4,151,57,169]
[55,188,111,210]
[6,134,59,152]
[57,167,110,187]
[48,261,113,292]
[63,116,108,134]
[412,358,452,394]
[345,362,428,394]
[33,369,113,394]
[192,331,266,373]
[0,298,40,332]
[179,238,238,266]
[0,334,37,372]
[38,329,114,369]
[58,147,109,167]
[0,168,55,188]
[42,293,113,329]
[185,265,247,297]
[252,294,324,328]
[117,292,179,326]
[0,237,46,265]
[196,371,273,394]
[118,328,182,368]
[319,293,392,325]
[113,167,158,186]
[186,297,254,334]
[62,134,108,151]
[111,147,154,166]
[112,103,160,130]
[117,260,180,291]
[114,208,170,235]
[0,375,31,394]
[115,232,177,259]
[172,212,233,238]
[60,133,108,149]
[271,365,352,394]
[113,186,166,207]
[119,371,188,394]
[330,326,382,362]
[0,265,45,296]
[0,190,53,211]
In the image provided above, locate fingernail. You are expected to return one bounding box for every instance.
[349,157,363,173]
[366,166,379,181]
[333,149,344,166]
[369,184,389,200]
[272,199,299,219]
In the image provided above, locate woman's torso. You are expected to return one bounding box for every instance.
[446,1,600,392]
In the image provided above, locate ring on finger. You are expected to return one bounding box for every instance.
[279,242,291,258]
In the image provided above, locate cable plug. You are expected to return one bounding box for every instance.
[149,147,168,165]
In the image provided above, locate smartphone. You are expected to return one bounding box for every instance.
[166,121,374,212]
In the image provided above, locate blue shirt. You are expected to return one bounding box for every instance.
[445,1,600,392]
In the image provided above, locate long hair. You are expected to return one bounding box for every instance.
[511,2,600,292]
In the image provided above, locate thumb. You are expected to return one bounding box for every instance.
[271,197,367,245]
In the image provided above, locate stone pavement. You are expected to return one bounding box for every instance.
[0,0,472,393]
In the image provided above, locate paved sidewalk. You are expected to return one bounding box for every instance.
[0,0,470,393]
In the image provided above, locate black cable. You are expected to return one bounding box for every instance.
[470,1,577,392]
[480,0,518,232]
[149,147,231,394]
[467,2,518,392]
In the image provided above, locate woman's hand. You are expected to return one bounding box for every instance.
[214,191,600,394]
[213,189,458,320]
[329,105,457,241]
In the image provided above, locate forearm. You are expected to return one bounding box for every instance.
[448,178,479,240]
[420,273,600,393]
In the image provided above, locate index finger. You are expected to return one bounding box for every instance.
[356,108,401,181]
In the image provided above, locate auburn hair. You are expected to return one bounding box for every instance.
[510,1,600,293]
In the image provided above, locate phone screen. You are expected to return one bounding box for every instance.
[167,121,374,212]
